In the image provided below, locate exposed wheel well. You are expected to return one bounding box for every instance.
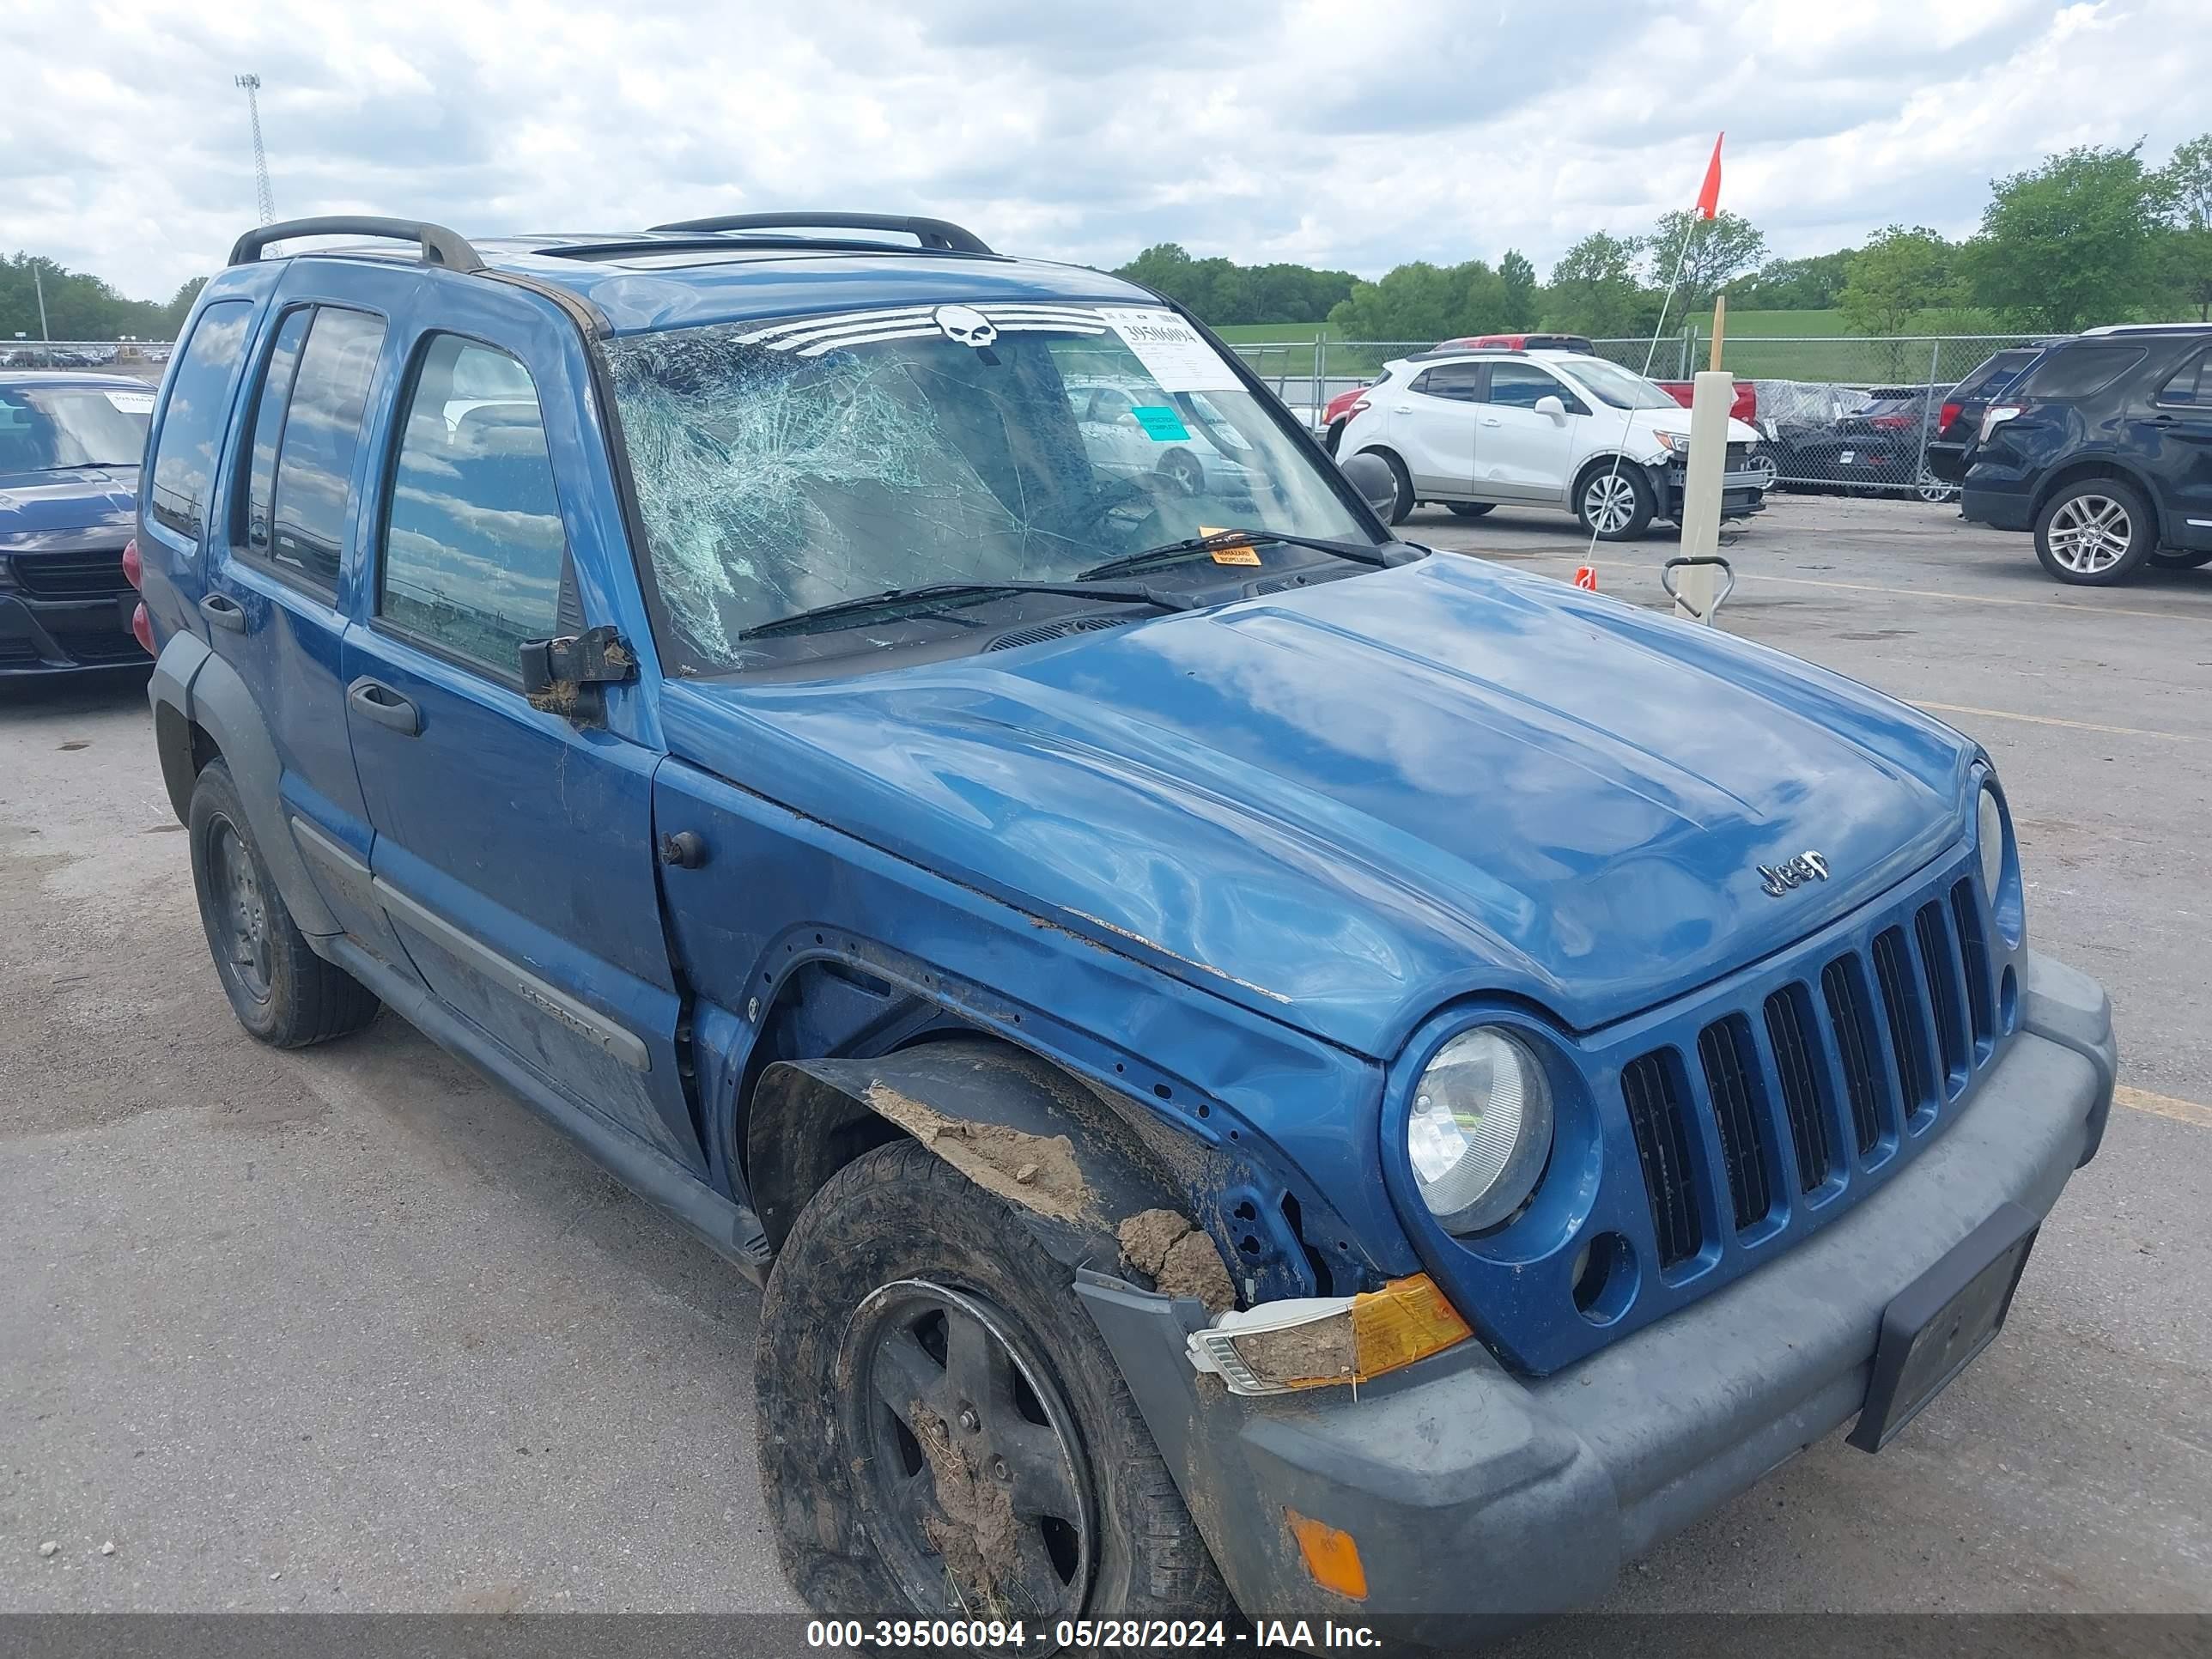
[152,701,223,824]
[2031,460,2158,528]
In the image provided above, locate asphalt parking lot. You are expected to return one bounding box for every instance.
[3,494,2209,1627]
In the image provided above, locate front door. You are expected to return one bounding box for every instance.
[342,311,702,1174]
[1474,362,1577,502]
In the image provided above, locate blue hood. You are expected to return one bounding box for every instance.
[664,556,1976,1058]
[0,465,139,550]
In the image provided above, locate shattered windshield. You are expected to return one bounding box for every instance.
[604,301,1370,672]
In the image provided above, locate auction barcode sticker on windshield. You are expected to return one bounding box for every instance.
[104,390,156,415]
[1097,307,1242,393]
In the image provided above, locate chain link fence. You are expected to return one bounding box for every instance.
[1228,330,2048,500]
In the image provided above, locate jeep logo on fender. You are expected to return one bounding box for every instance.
[1759,850,1831,897]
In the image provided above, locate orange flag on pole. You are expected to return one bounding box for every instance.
[1696,132,1724,219]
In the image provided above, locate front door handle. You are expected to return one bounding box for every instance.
[1480,416,1502,427]
[347,677,421,737]
[199,593,247,634]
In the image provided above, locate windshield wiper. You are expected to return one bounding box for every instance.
[1076,529,1404,582]
[738,579,1201,641]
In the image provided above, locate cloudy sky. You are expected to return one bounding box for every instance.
[9,0,2207,303]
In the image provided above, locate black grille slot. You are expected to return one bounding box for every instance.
[1764,983,1832,1193]
[985,615,1134,652]
[12,550,132,599]
[1696,1017,1774,1231]
[1916,902,1969,1085]
[1822,956,1886,1156]
[1951,878,1995,1046]
[1872,927,1934,1114]
[1622,1052,1702,1269]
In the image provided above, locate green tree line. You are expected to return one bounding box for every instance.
[1115,131,2212,342]
[0,254,204,343]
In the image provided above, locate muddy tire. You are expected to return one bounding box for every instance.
[756,1139,1231,1626]
[187,760,380,1048]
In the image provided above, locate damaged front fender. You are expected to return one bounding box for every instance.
[748,1036,1237,1313]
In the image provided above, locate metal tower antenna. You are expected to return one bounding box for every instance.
[234,73,275,225]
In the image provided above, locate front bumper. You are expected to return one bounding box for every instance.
[0,589,147,676]
[1079,949,2115,1639]
[1657,462,1767,521]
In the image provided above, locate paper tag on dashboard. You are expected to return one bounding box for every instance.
[105,390,156,414]
[1097,308,1243,392]
[1199,526,1262,565]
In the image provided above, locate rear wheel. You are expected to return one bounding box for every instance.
[1575,462,1656,541]
[187,760,380,1047]
[2150,547,2212,569]
[757,1139,1231,1625]
[1156,449,1204,496]
[1913,465,1960,504]
[2033,477,2154,585]
[1445,501,1494,519]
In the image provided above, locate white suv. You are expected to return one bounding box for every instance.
[1335,349,1769,539]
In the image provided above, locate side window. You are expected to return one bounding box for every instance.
[147,299,254,541]
[235,308,313,556]
[378,334,568,678]
[1413,363,1483,402]
[269,307,387,593]
[2017,345,2143,400]
[1486,363,1565,410]
[2155,349,2211,407]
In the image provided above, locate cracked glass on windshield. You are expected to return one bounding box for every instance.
[604,302,1369,672]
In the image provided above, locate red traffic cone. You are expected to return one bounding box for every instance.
[1572,564,1598,591]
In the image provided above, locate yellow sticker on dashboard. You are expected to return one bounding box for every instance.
[1200,527,1262,566]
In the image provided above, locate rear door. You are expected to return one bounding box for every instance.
[2144,345,2212,549]
[340,287,703,1173]
[200,271,415,962]
[1391,362,1484,494]
[1475,362,1577,501]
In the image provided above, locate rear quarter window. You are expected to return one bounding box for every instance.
[2016,346,2145,400]
[148,299,256,540]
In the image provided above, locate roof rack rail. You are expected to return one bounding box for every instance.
[645,212,994,256]
[228,216,484,273]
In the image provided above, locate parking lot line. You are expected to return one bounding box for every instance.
[1911,702,2203,744]
[2113,1085,2212,1132]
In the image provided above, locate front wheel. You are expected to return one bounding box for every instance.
[757,1139,1231,1624]
[2034,477,2154,585]
[1576,463,1656,541]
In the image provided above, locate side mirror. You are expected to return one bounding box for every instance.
[1534,394,1567,421]
[1337,451,1400,520]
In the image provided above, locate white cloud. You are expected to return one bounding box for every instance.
[5,0,2206,304]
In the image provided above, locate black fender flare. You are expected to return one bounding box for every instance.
[748,1035,1233,1297]
[148,629,210,826]
[164,639,343,937]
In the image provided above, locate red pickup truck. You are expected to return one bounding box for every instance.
[1659,379,1759,425]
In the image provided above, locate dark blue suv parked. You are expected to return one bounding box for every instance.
[137,214,2118,1637]
[0,371,155,675]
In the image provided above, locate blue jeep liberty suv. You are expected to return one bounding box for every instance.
[136,213,2118,1638]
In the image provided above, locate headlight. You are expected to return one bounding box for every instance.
[1978,784,2005,896]
[1406,1027,1553,1235]
[1652,429,1690,454]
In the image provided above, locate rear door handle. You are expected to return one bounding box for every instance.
[1480,416,1502,427]
[1393,404,1413,413]
[199,593,247,634]
[347,677,421,737]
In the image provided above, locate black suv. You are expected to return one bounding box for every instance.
[1960,326,2212,585]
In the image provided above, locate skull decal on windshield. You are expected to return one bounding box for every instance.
[933,305,1000,349]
